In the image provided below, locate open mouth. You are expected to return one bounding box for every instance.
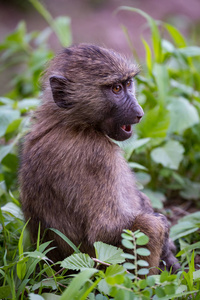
[121,124,132,133]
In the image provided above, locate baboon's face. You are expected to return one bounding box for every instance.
[100,78,144,141]
[49,75,143,142]
[48,45,144,142]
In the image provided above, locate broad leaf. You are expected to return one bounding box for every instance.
[61,253,94,270]
[168,97,199,133]
[0,143,15,162]
[29,294,44,300]
[0,108,20,137]
[180,180,200,200]
[105,264,125,277]
[94,241,125,264]
[151,140,184,170]
[178,46,200,57]
[1,202,24,220]
[170,221,198,240]
[136,105,170,138]
[143,189,166,209]
[123,137,150,160]
[0,286,11,299]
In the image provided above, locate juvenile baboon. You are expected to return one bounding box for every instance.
[19,44,179,273]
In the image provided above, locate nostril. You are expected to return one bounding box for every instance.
[137,115,143,122]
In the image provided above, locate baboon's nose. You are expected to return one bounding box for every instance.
[136,115,143,123]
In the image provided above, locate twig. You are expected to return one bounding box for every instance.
[92,258,110,267]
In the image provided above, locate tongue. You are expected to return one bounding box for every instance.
[121,125,131,132]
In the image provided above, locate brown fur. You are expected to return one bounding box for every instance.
[19,44,179,274]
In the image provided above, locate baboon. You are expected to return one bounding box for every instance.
[19,44,179,274]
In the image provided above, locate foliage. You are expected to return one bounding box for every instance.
[118,7,200,208]
[0,1,200,299]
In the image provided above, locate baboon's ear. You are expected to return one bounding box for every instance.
[49,75,73,109]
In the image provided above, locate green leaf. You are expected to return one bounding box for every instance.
[1,202,24,220]
[151,140,184,170]
[142,38,152,73]
[170,79,196,96]
[136,235,149,246]
[146,276,155,287]
[164,23,186,47]
[137,260,149,267]
[137,268,149,275]
[155,286,166,298]
[0,97,14,105]
[29,294,44,300]
[94,241,125,264]
[60,269,98,300]
[123,137,150,160]
[178,46,200,57]
[128,162,147,171]
[61,253,94,270]
[176,241,200,257]
[0,108,20,137]
[117,7,162,62]
[180,180,200,200]
[42,293,61,299]
[136,105,170,138]
[138,279,147,289]
[136,248,150,256]
[164,284,176,295]
[17,98,40,112]
[106,274,124,285]
[2,153,18,172]
[32,279,57,292]
[168,97,199,133]
[98,279,110,296]
[170,221,198,241]
[53,17,72,47]
[121,239,134,250]
[105,264,125,277]
[121,233,133,240]
[193,269,200,281]
[0,286,11,299]
[6,118,22,134]
[25,250,49,261]
[153,64,169,104]
[50,228,80,253]
[123,262,136,270]
[17,221,29,280]
[135,172,151,186]
[0,143,15,163]
[160,270,169,282]
[143,189,166,209]
[29,0,53,25]
[121,253,135,260]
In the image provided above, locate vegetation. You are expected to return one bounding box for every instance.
[0,1,200,299]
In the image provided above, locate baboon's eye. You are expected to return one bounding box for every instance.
[112,84,122,94]
[126,80,132,88]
